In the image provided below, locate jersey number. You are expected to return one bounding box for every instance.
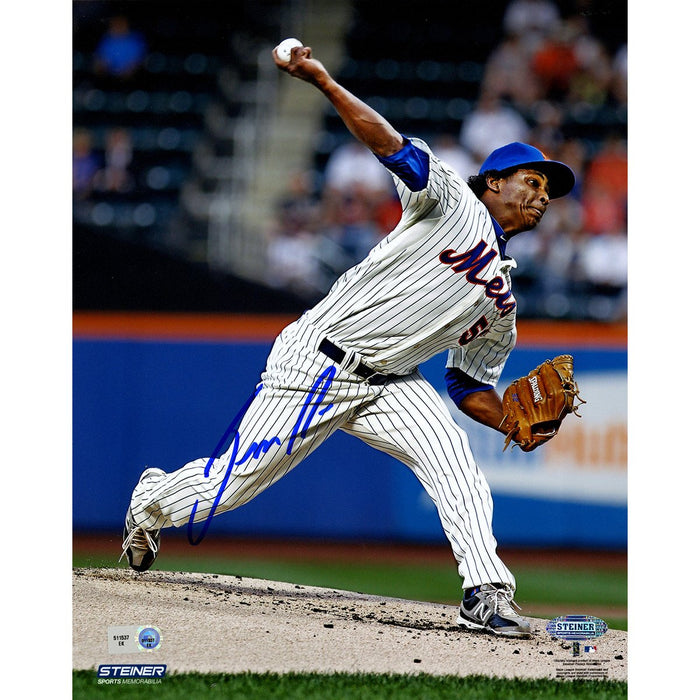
[459,316,489,345]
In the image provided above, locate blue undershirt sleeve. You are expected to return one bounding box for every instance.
[375,138,430,192]
[444,367,493,407]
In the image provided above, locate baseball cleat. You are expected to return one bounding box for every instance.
[119,468,164,572]
[456,583,532,638]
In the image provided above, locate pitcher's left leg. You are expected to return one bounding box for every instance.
[345,372,514,588]
[343,373,530,636]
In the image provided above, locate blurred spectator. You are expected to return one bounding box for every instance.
[264,172,324,299]
[531,22,580,101]
[93,15,148,81]
[578,231,628,321]
[527,100,565,157]
[581,134,627,234]
[319,193,383,265]
[532,16,614,109]
[94,128,135,193]
[323,140,394,202]
[539,228,590,318]
[610,44,627,104]
[459,90,530,163]
[566,65,610,110]
[586,134,627,201]
[430,133,480,180]
[73,128,100,199]
[373,192,403,235]
[265,226,322,299]
[322,138,397,244]
[481,32,542,108]
[580,231,627,290]
[274,169,321,232]
[568,16,613,92]
[502,0,561,53]
[555,138,587,200]
[581,184,625,236]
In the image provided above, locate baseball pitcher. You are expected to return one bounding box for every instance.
[121,43,581,638]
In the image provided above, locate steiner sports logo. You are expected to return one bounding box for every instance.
[97,664,167,679]
[546,615,608,641]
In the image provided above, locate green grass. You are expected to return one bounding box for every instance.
[73,670,627,699]
[73,550,627,630]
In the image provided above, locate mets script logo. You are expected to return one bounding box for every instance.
[438,241,516,318]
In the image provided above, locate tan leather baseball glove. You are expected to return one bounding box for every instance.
[499,355,585,452]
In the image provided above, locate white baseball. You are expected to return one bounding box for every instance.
[275,38,303,64]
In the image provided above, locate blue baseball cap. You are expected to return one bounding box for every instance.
[479,142,575,199]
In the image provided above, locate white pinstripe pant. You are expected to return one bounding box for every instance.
[130,316,516,590]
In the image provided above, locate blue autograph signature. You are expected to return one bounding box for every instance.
[187,365,336,545]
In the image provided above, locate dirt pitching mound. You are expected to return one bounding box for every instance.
[73,568,626,680]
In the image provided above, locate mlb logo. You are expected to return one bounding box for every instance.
[584,645,597,653]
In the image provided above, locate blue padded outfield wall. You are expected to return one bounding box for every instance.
[73,316,627,548]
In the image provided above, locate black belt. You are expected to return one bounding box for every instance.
[318,338,395,385]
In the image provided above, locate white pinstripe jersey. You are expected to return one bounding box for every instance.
[305,138,518,385]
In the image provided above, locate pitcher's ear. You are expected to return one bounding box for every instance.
[485,176,501,193]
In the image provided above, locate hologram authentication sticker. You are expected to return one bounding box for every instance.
[108,625,162,653]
